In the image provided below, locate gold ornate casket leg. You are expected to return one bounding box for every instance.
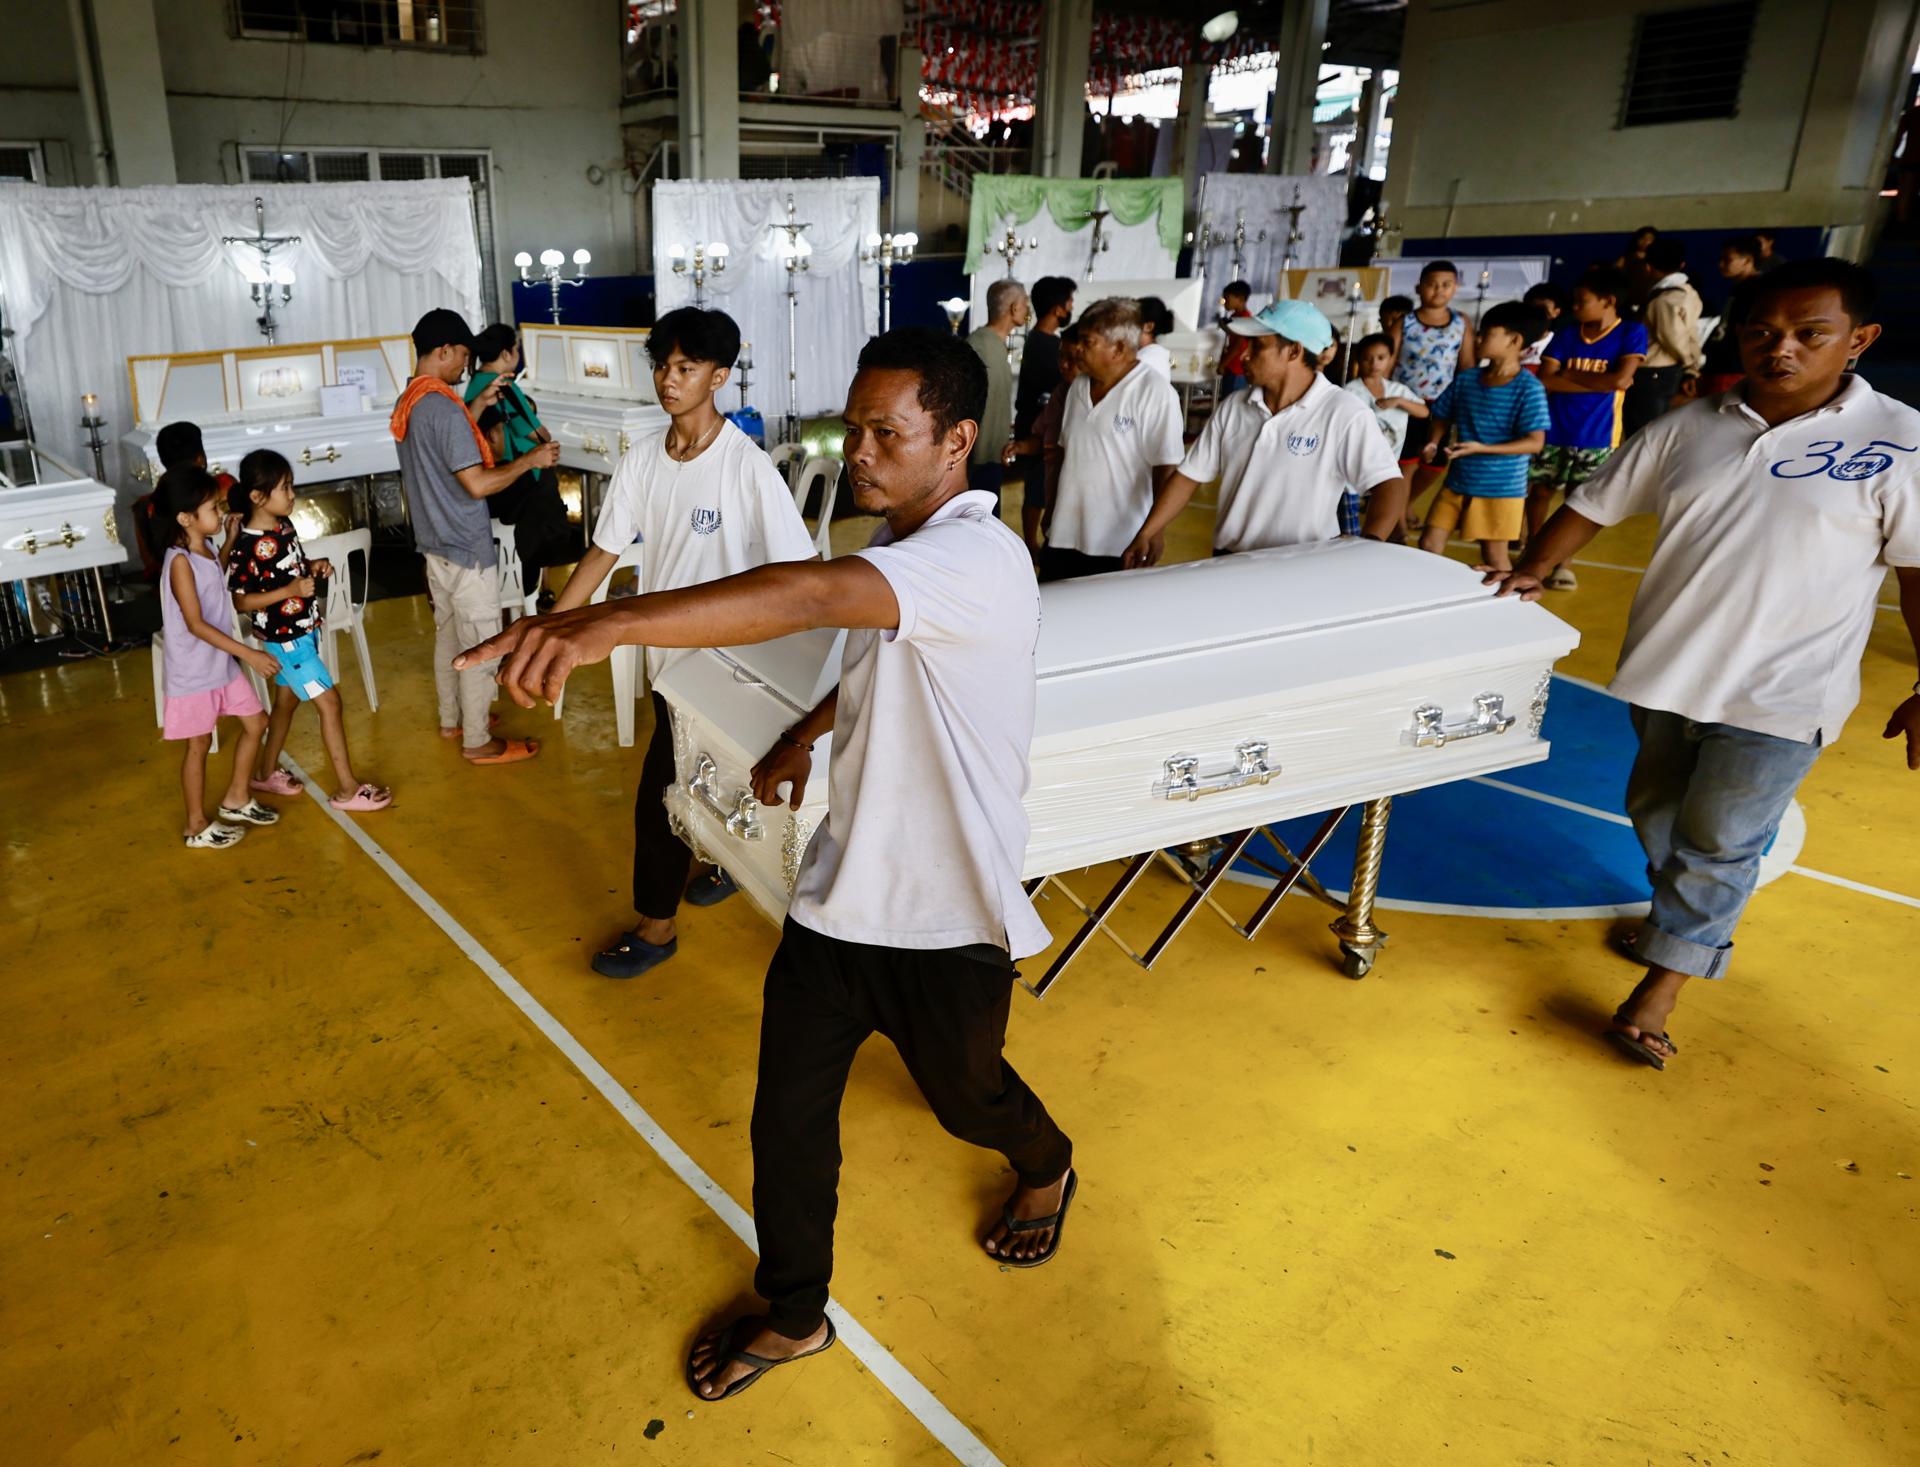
[1330,796,1393,978]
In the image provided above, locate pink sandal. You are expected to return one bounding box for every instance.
[329,783,393,812]
[251,768,305,796]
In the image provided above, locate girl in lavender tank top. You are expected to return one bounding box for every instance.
[147,468,281,849]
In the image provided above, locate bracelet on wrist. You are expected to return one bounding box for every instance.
[778,729,815,752]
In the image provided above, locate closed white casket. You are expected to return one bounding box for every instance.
[656,539,1580,926]
[1,442,129,584]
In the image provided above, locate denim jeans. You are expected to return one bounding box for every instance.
[1625,706,1822,979]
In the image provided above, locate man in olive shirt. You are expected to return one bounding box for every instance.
[964,278,1028,508]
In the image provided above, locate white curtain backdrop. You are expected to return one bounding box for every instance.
[651,179,879,422]
[968,214,1174,323]
[0,180,481,508]
[1193,174,1346,306]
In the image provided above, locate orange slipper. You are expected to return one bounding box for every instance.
[464,737,540,765]
[441,713,504,739]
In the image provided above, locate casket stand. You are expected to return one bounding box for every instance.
[657,540,1580,992]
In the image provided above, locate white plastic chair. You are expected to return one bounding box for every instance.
[150,629,219,753]
[790,456,842,559]
[551,540,649,745]
[767,440,806,492]
[492,523,538,620]
[305,528,377,711]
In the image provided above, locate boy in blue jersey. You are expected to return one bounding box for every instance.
[1417,302,1551,572]
[1527,267,1647,588]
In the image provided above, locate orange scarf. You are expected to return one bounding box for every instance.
[390,375,496,467]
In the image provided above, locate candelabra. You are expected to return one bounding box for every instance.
[515,248,592,324]
[223,196,300,343]
[1231,206,1269,283]
[79,394,107,483]
[940,297,969,335]
[1473,266,1493,328]
[1278,187,1305,273]
[667,240,729,308]
[1341,279,1365,382]
[860,231,917,333]
[768,194,815,445]
[992,220,1037,278]
[735,340,754,412]
[1371,200,1403,261]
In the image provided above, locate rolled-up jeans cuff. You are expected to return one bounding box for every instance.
[1636,920,1733,979]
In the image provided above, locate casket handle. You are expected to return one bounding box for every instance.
[688,751,767,841]
[1409,693,1515,749]
[1153,740,1274,802]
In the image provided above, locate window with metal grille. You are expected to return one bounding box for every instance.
[229,1,484,53]
[0,144,45,182]
[1619,2,1757,127]
[236,146,500,320]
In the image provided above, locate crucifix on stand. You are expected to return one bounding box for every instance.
[768,193,815,446]
[1230,206,1268,283]
[222,196,301,344]
[1081,185,1113,279]
[1278,186,1306,273]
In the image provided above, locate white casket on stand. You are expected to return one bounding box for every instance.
[1,440,130,648]
[655,540,1580,987]
[516,323,670,525]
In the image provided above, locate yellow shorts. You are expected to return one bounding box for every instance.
[1427,488,1525,543]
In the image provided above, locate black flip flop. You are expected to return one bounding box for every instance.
[1606,1026,1677,1070]
[685,1316,837,1403]
[989,1168,1078,1269]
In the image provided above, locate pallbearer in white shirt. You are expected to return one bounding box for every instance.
[1123,299,1409,565]
[549,308,817,980]
[457,329,1074,1402]
[1043,296,1186,581]
[1492,259,1920,1070]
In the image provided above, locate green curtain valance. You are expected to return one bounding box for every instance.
[965,176,1185,275]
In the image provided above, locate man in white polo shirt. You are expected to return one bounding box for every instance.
[1123,299,1408,563]
[456,327,1074,1402]
[550,307,817,981]
[1043,296,1186,581]
[1490,258,1920,1071]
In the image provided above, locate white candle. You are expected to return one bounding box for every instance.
[81,393,98,418]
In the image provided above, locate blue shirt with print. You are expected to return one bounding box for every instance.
[1544,320,1649,449]
[1432,368,1550,498]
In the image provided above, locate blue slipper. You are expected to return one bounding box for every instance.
[591,930,677,980]
[685,869,739,908]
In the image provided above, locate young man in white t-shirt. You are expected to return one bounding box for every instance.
[458,327,1074,1402]
[1043,296,1186,581]
[1123,300,1408,562]
[551,308,817,980]
[1490,259,1920,1070]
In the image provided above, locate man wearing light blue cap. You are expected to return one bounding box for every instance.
[1124,299,1408,562]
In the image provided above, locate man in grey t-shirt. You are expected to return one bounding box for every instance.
[393,308,560,762]
[963,278,1026,508]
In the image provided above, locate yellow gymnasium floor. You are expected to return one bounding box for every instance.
[3,493,1917,1466]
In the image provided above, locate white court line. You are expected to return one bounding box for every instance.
[1472,774,1633,828]
[285,758,1004,1467]
[1785,864,1920,911]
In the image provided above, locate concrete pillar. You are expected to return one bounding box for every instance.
[1034,0,1094,180]
[1265,0,1329,176]
[893,46,925,234]
[1173,61,1211,216]
[85,0,177,184]
[1353,68,1385,179]
[681,0,740,180]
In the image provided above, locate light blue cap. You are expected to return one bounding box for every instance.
[1226,298,1334,354]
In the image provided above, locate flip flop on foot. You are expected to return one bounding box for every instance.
[685,1316,836,1403]
[591,930,677,980]
[250,768,304,796]
[464,737,539,765]
[329,783,393,812]
[684,869,739,908]
[983,1168,1078,1268]
[440,712,503,739]
[1606,1016,1677,1071]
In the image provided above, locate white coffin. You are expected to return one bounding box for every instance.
[0,443,130,583]
[122,408,402,489]
[536,392,670,476]
[655,539,1580,922]
[656,628,844,923]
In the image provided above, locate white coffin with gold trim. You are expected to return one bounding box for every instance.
[655,539,1580,923]
[0,443,129,583]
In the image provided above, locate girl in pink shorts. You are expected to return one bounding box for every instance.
[149,467,285,848]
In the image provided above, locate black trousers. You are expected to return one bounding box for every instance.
[633,691,691,921]
[1624,364,1683,438]
[751,918,1073,1338]
[1037,545,1123,583]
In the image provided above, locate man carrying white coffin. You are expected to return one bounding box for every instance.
[1123,299,1410,562]
[456,327,1075,1401]
[1041,296,1186,581]
[549,307,817,981]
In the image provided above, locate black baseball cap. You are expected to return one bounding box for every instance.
[412,307,479,356]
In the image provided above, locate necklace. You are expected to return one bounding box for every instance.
[665,416,722,462]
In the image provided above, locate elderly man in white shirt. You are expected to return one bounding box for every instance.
[1124,299,1409,563]
[458,326,1075,1403]
[1491,258,1920,1071]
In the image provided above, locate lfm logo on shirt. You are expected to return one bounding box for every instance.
[1286,432,1321,457]
[1112,414,1137,431]
[690,507,723,536]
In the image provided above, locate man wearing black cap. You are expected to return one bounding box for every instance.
[392,308,560,763]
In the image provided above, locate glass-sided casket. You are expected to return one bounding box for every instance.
[657,539,1581,980]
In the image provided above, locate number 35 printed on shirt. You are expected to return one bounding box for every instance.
[1770,439,1920,481]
